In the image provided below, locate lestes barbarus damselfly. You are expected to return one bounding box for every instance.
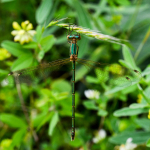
[4,32,142,141]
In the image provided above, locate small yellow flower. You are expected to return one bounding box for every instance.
[137,94,142,103]
[112,15,122,25]
[11,20,36,45]
[0,139,12,149]
[109,64,124,75]
[0,48,11,60]
[148,109,150,119]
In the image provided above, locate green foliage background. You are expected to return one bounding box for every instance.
[1,0,150,149]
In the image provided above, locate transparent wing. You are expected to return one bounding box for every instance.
[5,58,71,85]
[77,58,142,87]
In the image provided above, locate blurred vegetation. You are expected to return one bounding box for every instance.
[1,0,150,149]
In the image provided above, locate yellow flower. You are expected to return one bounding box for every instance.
[137,94,142,103]
[112,15,122,25]
[11,20,36,45]
[0,139,12,149]
[148,109,150,119]
[109,64,124,75]
[0,48,11,60]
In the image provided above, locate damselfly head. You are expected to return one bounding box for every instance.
[67,34,81,41]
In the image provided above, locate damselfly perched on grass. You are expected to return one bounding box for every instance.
[3,19,142,141]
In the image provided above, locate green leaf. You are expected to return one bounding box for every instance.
[129,103,148,109]
[105,83,132,95]
[86,76,99,84]
[142,66,150,76]
[11,54,33,71]
[23,42,37,49]
[1,0,14,3]
[109,131,150,144]
[73,0,92,57]
[135,118,150,131]
[36,25,43,42]
[40,35,55,52]
[113,107,149,117]
[36,0,53,24]
[36,113,52,131]
[115,0,130,6]
[51,79,71,93]
[83,101,98,110]
[146,138,150,147]
[122,46,136,69]
[38,50,45,60]
[11,127,27,147]
[33,111,47,127]
[0,113,26,128]
[48,111,59,136]
[1,41,30,57]
[97,109,108,117]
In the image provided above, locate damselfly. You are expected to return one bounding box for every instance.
[4,32,142,141]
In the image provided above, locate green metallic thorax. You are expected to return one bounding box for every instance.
[67,34,81,59]
[70,43,78,56]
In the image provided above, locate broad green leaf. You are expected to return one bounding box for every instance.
[36,25,43,42]
[11,54,33,71]
[83,101,98,110]
[113,107,149,117]
[86,76,99,84]
[97,109,108,117]
[115,0,130,6]
[129,103,148,109]
[0,113,26,128]
[1,41,30,57]
[109,131,150,144]
[1,0,14,3]
[122,46,136,69]
[105,83,132,95]
[36,0,53,24]
[51,79,71,93]
[73,0,92,57]
[147,138,150,147]
[48,111,59,136]
[40,35,55,52]
[23,42,37,49]
[142,66,150,76]
[53,92,69,101]
[33,111,48,127]
[36,113,52,131]
[11,127,27,147]
[38,50,45,60]
[135,118,150,131]
[44,0,59,26]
